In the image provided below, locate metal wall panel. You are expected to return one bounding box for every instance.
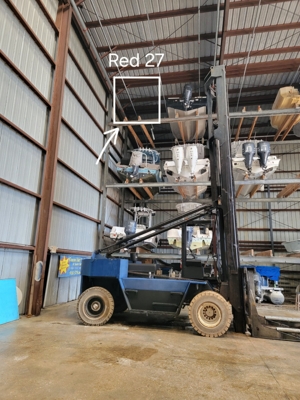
[10,0,57,57]
[40,0,59,22]
[104,198,119,230]
[43,254,81,307]
[54,163,100,219]
[107,188,119,203]
[236,199,270,243]
[0,249,32,314]
[49,206,97,251]
[58,122,101,187]
[0,185,38,245]
[62,86,104,154]
[66,54,105,128]
[69,26,106,104]
[0,1,53,100]
[0,59,49,146]
[0,121,43,193]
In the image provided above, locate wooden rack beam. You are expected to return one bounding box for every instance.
[234,107,246,141]
[176,112,185,144]
[138,116,155,148]
[277,173,300,198]
[247,106,261,140]
[124,117,143,147]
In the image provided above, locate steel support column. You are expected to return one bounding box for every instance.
[27,2,72,316]
[117,129,127,226]
[267,185,275,255]
[98,95,113,250]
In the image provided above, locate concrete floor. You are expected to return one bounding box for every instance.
[0,302,300,400]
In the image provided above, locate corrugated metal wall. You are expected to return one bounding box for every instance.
[0,0,56,313]
[1,1,124,311]
[44,21,122,306]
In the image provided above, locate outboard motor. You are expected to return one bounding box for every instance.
[257,141,270,169]
[242,142,256,171]
[129,151,143,177]
[172,146,184,174]
[185,145,198,176]
[183,84,193,111]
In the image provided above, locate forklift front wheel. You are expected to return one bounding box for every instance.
[77,287,114,326]
[189,291,233,337]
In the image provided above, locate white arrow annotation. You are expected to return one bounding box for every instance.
[96,128,119,165]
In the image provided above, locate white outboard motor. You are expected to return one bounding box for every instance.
[254,271,285,305]
[264,290,285,305]
[172,146,184,174]
[185,145,198,176]
[242,142,256,171]
[257,141,270,169]
[129,151,143,176]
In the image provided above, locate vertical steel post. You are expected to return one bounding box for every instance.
[98,95,113,250]
[117,129,127,226]
[28,1,72,316]
[204,65,245,333]
[267,185,275,256]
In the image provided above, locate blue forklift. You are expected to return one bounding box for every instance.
[77,66,242,338]
[77,204,233,338]
[77,66,300,340]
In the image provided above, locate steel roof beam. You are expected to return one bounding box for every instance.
[97,21,300,53]
[85,5,222,28]
[108,45,300,74]
[114,59,300,89]
[85,0,292,29]
[96,33,218,52]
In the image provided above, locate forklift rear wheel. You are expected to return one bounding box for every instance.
[77,287,114,326]
[189,291,233,337]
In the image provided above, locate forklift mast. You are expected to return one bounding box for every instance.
[204,66,245,333]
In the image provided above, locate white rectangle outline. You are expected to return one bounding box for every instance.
[113,76,161,125]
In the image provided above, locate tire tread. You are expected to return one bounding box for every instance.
[189,291,233,338]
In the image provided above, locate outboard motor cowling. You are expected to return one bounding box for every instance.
[257,141,270,169]
[242,142,256,170]
[183,84,193,110]
[129,151,143,176]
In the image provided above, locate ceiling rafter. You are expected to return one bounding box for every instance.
[85,5,221,29]
[106,57,212,73]
[97,22,300,53]
[84,0,293,29]
[106,46,300,74]
[96,33,218,53]
[226,22,300,37]
[114,59,300,90]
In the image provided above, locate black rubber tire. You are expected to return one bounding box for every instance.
[77,287,114,326]
[189,291,233,338]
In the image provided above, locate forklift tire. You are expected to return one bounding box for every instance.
[77,287,114,326]
[189,291,233,337]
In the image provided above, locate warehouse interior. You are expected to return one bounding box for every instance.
[1,0,300,398]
